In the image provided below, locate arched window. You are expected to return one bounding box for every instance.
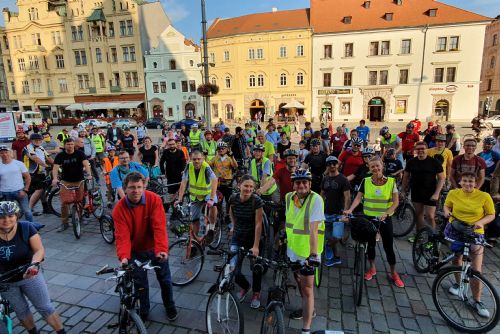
[225,76,231,89]
[296,72,304,85]
[280,73,287,86]
[169,59,176,70]
[491,56,496,69]
[249,74,256,87]
[211,77,217,85]
[189,60,194,67]
[153,62,157,69]
[28,8,38,20]
[257,74,264,87]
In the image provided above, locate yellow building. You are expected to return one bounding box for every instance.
[206,8,312,123]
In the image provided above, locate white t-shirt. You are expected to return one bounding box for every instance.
[0,160,28,192]
[287,194,325,263]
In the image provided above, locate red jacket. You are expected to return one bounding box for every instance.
[112,190,168,260]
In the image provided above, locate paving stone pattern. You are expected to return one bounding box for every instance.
[11,210,500,334]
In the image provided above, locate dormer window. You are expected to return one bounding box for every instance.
[343,16,352,24]
[363,1,371,8]
[394,0,402,5]
[428,8,438,17]
[385,13,394,21]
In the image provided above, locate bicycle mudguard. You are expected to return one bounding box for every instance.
[207,283,218,294]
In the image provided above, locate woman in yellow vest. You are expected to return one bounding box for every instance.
[102,146,119,202]
[250,144,278,202]
[344,157,404,288]
[285,169,325,334]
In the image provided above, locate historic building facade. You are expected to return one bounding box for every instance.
[479,16,500,116]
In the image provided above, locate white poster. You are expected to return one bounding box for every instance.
[0,112,17,142]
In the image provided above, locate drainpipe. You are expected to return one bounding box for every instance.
[416,24,429,119]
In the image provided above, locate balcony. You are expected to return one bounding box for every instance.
[110,86,121,93]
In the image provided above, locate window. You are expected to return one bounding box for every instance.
[168,108,173,117]
[58,79,68,92]
[210,53,215,63]
[18,58,26,71]
[28,7,38,20]
[297,72,304,86]
[119,21,126,36]
[297,45,304,57]
[99,73,105,88]
[249,75,256,87]
[257,74,264,87]
[31,79,42,93]
[113,73,120,87]
[189,60,194,67]
[6,59,12,72]
[77,74,89,89]
[10,81,15,94]
[225,76,231,89]
[211,104,218,118]
[343,72,352,86]
[449,36,459,51]
[22,80,29,94]
[323,73,331,87]
[181,80,188,92]
[171,82,176,90]
[125,72,138,87]
[122,47,134,62]
[51,31,62,45]
[224,51,230,61]
[446,67,456,82]
[344,43,353,57]
[71,26,77,41]
[279,46,287,58]
[324,45,332,58]
[401,39,411,54]
[379,70,388,85]
[169,60,176,70]
[96,48,102,63]
[368,71,377,85]
[31,33,41,46]
[55,55,64,69]
[108,22,115,37]
[13,36,22,49]
[77,26,83,40]
[211,77,216,85]
[340,101,351,115]
[248,48,255,60]
[126,20,133,36]
[280,73,287,86]
[256,48,264,59]
[487,79,492,91]
[399,69,409,84]
[189,80,196,92]
[370,42,379,56]
[111,48,117,63]
[3,36,9,50]
[491,57,497,69]
[74,50,87,65]
[437,37,447,51]
[493,34,498,46]
[28,55,39,69]
[130,46,135,61]
[160,81,166,93]
[434,68,444,82]
[381,41,390,55]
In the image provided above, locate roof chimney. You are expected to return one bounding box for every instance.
[272,7,278,12]
[363,1,371,9]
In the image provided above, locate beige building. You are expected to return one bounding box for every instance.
[0,28,17,111]
[1,0,170,122]
[480,15,500,115]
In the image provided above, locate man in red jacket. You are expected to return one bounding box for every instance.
[112,171,178,322]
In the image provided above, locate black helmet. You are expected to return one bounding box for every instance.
[379,126,390,136]
[291,169,312,182]
[352,137,364,146]
[283,149,298,157]
[30,133,43,140]
[483,136,497,146]
[406,123,415,129]
[310,138,321,146]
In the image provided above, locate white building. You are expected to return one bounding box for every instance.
[144,25,203,122]
[310,0,491,123]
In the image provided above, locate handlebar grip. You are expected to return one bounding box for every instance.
[207,250,223,256]
[96,265,114,275]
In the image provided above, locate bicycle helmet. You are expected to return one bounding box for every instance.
[446,124,455,129]
[217,141,228,149]
[283,149,298,157]
[352,137,364,146]
[29,133,43,140]
[483,136,497,146]
[291,168,312,182]
[406,123,415,129]
[204,130,212,137]
[379,126,390,136]
[253,144,265,152]
[310,138,321,146]
[0,201,20,217]
[106,145,116,152]
[326,156,339,164]
[191,123,198,129]
[362,147,375,157]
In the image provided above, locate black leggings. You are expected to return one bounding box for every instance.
[218,183,233,215]
[367,217,396,265]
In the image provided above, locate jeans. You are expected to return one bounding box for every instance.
[131,251,176,315]
[230,243,262,293]
[0,190,33,222]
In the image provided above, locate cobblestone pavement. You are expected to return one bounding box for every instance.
[10,209,500,334]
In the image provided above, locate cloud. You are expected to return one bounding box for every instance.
[161,0,190,22]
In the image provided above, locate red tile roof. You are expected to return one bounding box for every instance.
[311,0,491,34]
[207,9,311,39]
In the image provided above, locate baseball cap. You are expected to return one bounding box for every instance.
[436,134,447,141]
[0,145,9,151]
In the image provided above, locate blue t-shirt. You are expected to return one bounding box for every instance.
[478,150,500,177]
[356,126,370,142]
[384,158,403,176]
[0,222,37,282]
[110,162,149,189]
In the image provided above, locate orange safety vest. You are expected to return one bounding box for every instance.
[181,146,189,161]
[103,156,119,184]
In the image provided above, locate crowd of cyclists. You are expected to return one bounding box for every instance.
[0,116,499,333]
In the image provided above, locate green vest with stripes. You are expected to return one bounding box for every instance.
[250,157,277,196]
[362,176,395,217]
[188,161,211,201]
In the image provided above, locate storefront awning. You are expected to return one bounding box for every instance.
[66,101,143,111]
[282,100,306,109]
[118,101,144,109]
[65,103,84,111]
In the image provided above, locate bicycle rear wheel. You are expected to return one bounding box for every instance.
[208,213,223,250]
[353,243,365,306]
[432,266,500,333]
[121,309,147,334]
[48,187,62,217]
[91,189,105,219]
[71,204,82,239]
[392,202,416,237]
[169,238,204,286]
[260,301,285,334]
[99,214,115,244]
[412,226,436,273]
[206,290,243,334]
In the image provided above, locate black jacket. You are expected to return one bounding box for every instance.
[106,127,123,143]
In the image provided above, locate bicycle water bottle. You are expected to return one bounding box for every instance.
[199,223,206,238]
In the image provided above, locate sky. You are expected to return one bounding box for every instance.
[0,0,498,41]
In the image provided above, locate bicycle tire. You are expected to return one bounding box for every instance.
[99,214,115,244]
[91,189,105,219]
[392,202,416,237]
[260,301,285,334]
[314,253,323,288]
[353,244,365,306]
[412,226,436,273]
[206,290,244,334]
[258,214,272,276]
[71,205,82,239]
[124,310,148,334]
[170,238,204,286]
[207,213,223,250]
[432,266,500,333]
[48,187,62,217]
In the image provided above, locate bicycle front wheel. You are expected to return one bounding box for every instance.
[48,187,62,217]
[392,202,416,237]
[121,309,147,334]
[412,226,436,273]
[353,244,365,306]
[71,204,82,239]
[99,214,115,244]
[432,266,500,333]
[208,213,223,250]
[169,238,204,286]
[206,290,243,334]
[91,189,105,219]
[260,301,285,334]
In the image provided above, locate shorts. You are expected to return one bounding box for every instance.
[29,174,46,191]
[324,214,345,239]
[191,197,218,221]
[299,266,315,276]
[412,193,437,207]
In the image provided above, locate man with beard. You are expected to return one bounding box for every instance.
[110,151,149,200]
[160,138,186,205]
[302,139,327,193]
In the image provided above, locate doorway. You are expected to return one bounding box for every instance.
[185,103,195,118]
[368,97,385,122]
[434,99,449,121]
[250,99,265,122]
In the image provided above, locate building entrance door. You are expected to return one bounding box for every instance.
[250,99,265,122]
[368,97,385,122]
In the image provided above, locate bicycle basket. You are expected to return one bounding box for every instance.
[350,217,379,243]
[59,186,84,204]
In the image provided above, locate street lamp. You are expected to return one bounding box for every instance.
[201,0,212,129]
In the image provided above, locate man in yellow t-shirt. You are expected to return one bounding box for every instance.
[428,135,453,183]
[256,131,276,163]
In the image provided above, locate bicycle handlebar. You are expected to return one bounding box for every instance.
[96,260,159,276]
[0,262,41,282]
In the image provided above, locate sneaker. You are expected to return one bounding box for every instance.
[238,288,249,302]
[448,283,460,296]
[364,267,377,281]
[250,293,261,309]
[166,308,178,322]
[408,235,416,243]
[289,309,316,320]
[472,300,491,318]
[325,243,333,260]
[56,224,69,232]
[325,256,342,267]
[391,272,405,288]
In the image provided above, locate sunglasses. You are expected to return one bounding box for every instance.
[353,144,362,147]
[327,162,338,166]
[294,180,309,185]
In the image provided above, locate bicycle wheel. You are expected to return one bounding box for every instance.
[48,187,62,217]
[392,202,416,237]
[122,309,147,334]
[206,290,244,334]
[353,244,365,306]
[169,238,204,286]
[260,301,285,334]
[99,214,115,244]
[208,214,223,250]
[432,266,500,333]
[314,252,324,288]
[91,189,105,219]
[412,226,436,273]
[71,204,82,239]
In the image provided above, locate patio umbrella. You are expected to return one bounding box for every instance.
[282,100,306,109]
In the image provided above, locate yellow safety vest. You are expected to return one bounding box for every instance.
[189,130,201,147]
[57,131,68,148]
[363,176,395,217]
[202,140,217,161]
[91,134,105,152]
[381,134,398,146]
[188,161,211,201]
[250,157,277,196]
[285,191,325,258]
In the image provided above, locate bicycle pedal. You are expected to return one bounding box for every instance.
[107,323,119,329]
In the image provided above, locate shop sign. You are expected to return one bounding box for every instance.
[395,100,407,114]
[318,89,352,95]
[429,87,444,91]
[445,85,458,93]
[281,93,297,97]
[369,98,383,105]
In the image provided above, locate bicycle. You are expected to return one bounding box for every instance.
[96,260,158,334]
[392,195,416,237]
[49,179,104,220]
[205,247,246,334]
[430,225,500,333]
[412,212,449,273]
[99,214,115,244]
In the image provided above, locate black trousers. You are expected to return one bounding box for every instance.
[367,216,396,265]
